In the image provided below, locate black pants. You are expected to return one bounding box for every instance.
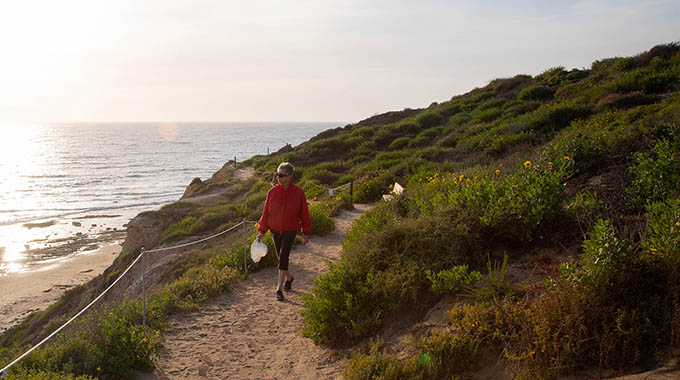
[272,230,297,270]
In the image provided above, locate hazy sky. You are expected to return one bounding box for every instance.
[0,0,678,123]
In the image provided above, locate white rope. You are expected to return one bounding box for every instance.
[307,181,351,195]
[0,221,251,377]
[1,248,145,376]
[146,221,244,253]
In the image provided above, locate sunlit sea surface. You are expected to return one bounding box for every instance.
[0,122,341,274]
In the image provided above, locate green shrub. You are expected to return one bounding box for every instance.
[503,100,541,116]
[353,174,394,203]
[485,132,533,157]
[526,103,592,132]
[416,111,443,129]
[629,138,680,205]
[416,127,442,140]
[16,301,157,380]
[437,133,458,148]
[562,219,635,289]
[469,253,519,302]
[450,111,472,125]
[596,91,656,110]
[301,262,380,345]
[425,265,481,295]
[407,135,430,148]
[396,120,421,134]
[473,107,503,122]
[389,137,410,150]
[437,102,461,117]
[3,370,95,380]
[309,204,336,235]
[643,199,680,259]
[564,190,604,239]
[301,167,340,185]
[565,68,590,82]
[344,342,415,380]
[350,126,375,138]
[536,66,567,86]
[302,179,328,199]
[163,216,198,242]
[615,67,678,94]
[518,85,555,101]
[414,147,447,161]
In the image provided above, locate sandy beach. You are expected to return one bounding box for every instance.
[0,243,122,333]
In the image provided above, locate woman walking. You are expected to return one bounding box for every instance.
[257,162,312,301]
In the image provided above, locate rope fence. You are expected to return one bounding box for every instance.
[1,143,348,376]
[306,181,353,198]
[1,219,258,377]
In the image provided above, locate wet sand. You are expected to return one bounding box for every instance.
[0,243,122,333]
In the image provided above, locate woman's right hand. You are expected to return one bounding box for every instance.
[257,233,265,241]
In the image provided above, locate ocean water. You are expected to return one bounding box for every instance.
[0,122,340,274]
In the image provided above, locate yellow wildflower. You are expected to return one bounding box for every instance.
[465,178,471,183]
[548,162,553,167]
[459,174,464,181]
[495,169,501,175]
[524,160,532,167]
[563,156,570,160]
[499,163,503,167]
[389,184,393,188]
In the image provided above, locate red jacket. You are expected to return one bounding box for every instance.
[258,183,312,235]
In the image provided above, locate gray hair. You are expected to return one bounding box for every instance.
[277,162,295,176]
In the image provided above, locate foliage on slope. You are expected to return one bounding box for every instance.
[2,42,679,379]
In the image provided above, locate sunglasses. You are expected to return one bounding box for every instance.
[276,173,290,178]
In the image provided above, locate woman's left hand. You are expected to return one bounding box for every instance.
[302,235,309,245]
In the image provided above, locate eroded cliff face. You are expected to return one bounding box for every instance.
[120,212,164,259]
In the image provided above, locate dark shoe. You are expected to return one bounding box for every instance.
[276,290,284,301]
[284,277,294,291]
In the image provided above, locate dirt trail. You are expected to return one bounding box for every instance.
[149,204,371,380]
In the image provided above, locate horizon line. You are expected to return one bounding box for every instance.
[0,120,352,126]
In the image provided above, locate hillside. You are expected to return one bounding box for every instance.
[1,42,679,380]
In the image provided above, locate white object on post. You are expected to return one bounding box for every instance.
[393,182,404,195]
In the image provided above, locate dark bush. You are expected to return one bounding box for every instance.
[389,137,410,150]
[415,147,448,161]
[518,85,555,101]
[596,91,656,110]
[437,133,459,148]
[565,68,590,81]
[407,135,430,148]
[301,167,341,185]
[527,103,591,132]
[396,120,421,134]
[473,107,502,122]
[416,111,444,129]
[503,100,541,116]
[536,66,568,86]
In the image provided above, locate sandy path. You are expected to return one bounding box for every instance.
[150,204,371,380]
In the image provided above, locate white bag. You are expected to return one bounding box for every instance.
[250,239,268,263]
